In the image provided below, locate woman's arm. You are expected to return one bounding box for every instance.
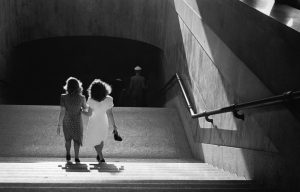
[107,108,117,131]
[81,96,89,112]
[57,106,65,135]
[81,97,93,116]
[57,95,65,135]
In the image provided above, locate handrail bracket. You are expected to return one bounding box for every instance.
[205,115,214,124]
[233,110,245,120]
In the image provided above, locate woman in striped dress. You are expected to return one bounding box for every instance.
[57,77,89,163]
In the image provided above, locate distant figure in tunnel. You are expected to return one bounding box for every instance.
[128,66,146,107]
[57,77,89,163]
[85,79,121,163]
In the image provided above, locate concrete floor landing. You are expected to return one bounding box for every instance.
[0,105,192,159]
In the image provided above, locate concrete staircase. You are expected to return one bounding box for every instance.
[0,105,263,191]
[0,158,259,192]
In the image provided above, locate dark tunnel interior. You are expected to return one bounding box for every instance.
[6,36,163,106]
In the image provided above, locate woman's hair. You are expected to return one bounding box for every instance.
[88,79,112,102]
[63,77,83,95]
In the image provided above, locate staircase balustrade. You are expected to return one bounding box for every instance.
[161,73,300,124]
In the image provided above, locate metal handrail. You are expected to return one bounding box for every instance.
[161,73,300,123]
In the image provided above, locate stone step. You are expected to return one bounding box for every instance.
[0,158,260,191]
[0,183,260,192]
[0,159,245,181]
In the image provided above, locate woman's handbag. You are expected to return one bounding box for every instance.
[113,130,123,141]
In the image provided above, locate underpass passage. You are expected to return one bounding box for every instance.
[6,36,163,106]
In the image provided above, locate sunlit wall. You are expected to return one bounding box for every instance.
[160,0,300,190]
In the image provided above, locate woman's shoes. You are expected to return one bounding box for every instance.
[113,130,123,141]
[75,158,80,163]
[96,155,105,163]
[66,154,71,161]
[66,154,80,163]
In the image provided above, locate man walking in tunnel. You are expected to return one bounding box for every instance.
[128,66,146,107]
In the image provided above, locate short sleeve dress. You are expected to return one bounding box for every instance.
[60,93,87,145]
[85,96,114,146]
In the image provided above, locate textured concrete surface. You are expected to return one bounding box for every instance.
[0,0,168,84]
[161,0,300,190]
[0,158,246,182]
[0,158,262,192]
[186,0,300,94]
[0,105,192,160]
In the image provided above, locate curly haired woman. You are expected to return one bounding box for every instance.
[85,79,119,163]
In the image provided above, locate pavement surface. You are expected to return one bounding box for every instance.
[0,105,192,159]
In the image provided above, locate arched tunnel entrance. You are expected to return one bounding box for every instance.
[6,36,163,106]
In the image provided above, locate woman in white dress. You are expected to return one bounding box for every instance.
[85,79,118,162]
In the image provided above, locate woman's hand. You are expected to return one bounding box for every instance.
[82,106,93,116]
[113,125,122,141]
[112,125,118,135]
[88,106,93,115]
[113,124,118,132]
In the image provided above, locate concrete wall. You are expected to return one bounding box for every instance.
[161,0,300,190]
[276,0,300,9]
[0,0,168,103]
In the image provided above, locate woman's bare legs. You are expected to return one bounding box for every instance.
[74,142,80,161]
[65,140,71,161]
[94,141,104,161]
[99,141,104,160]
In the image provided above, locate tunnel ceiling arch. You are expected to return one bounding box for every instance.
[2,0,167,50]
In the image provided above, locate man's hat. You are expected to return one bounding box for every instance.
[134,66,142,71]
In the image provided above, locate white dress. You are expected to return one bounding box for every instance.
[84,96,114,146]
